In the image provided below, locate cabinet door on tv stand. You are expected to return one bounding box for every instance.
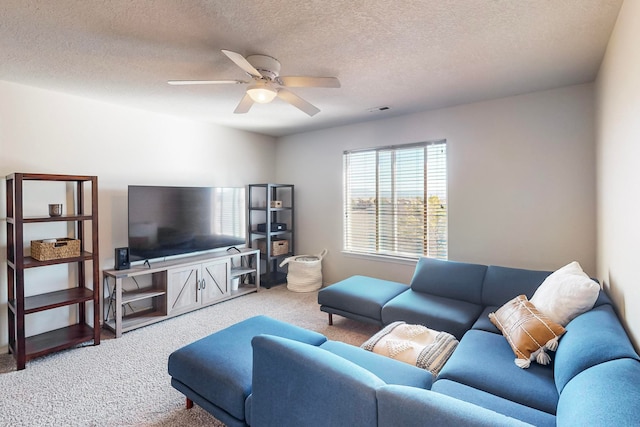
[167,264,201,315]
[201,259,229,304]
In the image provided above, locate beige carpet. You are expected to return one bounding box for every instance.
[0,285,379,426]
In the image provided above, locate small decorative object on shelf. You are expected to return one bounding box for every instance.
[31,238,81,261]
[48,203,62,217]
[257,238,289,256]
[114,247,130,270]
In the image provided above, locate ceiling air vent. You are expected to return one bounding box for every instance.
[367,106,391,113]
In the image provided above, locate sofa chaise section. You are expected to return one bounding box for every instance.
[167,315,327,427]
[318,275,408,326]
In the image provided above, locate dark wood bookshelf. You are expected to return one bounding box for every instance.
[5,173,101,370]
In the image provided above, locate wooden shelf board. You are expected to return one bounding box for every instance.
[22,214,94,223]
[260,252,293,261]
[250,230,291,236]
[10,172,95,182]
[25,324,95,360]
[249,207,292,211]
[230,286,259,297]
[121,289,166,304]
[230,267,257,277]
[104,309,166,333]
[22,288,94,313]
[23,252,95,268]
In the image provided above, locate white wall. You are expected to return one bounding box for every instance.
[595,0,640,348]
[276,84,596,285]
[0,81,277,349]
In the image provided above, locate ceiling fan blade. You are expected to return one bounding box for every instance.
[278,76,341,88]
[167,80,247,85]
[234,93,254,114]
[277,88,320,116]
[221,49,262,78]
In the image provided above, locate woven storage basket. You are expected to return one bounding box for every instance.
[31,238,81,261]
[279,249,327,292]
[256,238,289,256]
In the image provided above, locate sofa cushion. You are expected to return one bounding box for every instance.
[409,257,487,305]
[481,265,551,307]
[471,306,501,333]
[317,275,408,324]
[432,379,556,427]
[556,358,640,426]
[489,295,565,368]
[553,304,640,392]
[381,289,483,340]
[437,329,558,415]
[529,261,599,326]
[320,340,433,388]
[377,385,535,427]
[251,335,383,427]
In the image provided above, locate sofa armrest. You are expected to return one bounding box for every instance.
[250,334,385,427]
[377,385,535,427]
[556,358,640,426]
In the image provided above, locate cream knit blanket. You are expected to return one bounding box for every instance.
[361,321,458,376]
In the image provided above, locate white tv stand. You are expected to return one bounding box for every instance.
[102,248,260,337]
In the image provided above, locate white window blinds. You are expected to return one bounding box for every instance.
[343,140,447,259]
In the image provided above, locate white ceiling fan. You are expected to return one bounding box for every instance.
[168,50,340,116]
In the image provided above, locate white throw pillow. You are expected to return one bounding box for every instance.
[530,261,600,326]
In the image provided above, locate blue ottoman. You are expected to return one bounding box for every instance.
[318,275,408,326]
[168,315,327,427]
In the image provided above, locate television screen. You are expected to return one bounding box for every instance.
[128,185,246,262]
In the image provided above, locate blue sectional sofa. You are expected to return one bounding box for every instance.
[313,257,640,425]
[169,258,640,426]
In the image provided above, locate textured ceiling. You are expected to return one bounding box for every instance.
[0,0,623,137]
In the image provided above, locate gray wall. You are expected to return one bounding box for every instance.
[276,84,596,285]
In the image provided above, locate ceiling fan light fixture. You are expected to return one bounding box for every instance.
[246,82,277,104]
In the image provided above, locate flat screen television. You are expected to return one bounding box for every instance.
[128,185,246,262]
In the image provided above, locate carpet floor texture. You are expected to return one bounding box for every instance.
[0,285,380,426]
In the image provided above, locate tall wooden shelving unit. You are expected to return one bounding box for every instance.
[5,173,100,370]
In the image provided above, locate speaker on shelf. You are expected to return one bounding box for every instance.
[257,222,287,232]
[114,247,130,270]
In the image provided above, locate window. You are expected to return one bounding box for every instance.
[343,140,447,259]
